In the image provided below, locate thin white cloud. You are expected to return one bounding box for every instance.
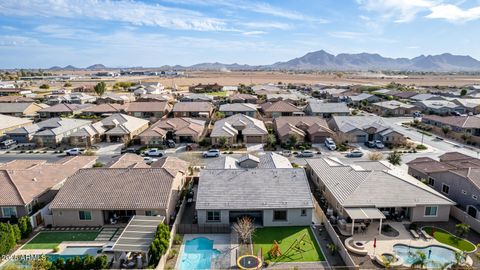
[0,35,40,47]
[242,31,267,36]
[239,21,292,30]
[0,0,228,31]
[35,25,96,39]
[356,0,435,23]
[426,4,480,22]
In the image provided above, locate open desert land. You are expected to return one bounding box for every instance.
[40,71,480,90]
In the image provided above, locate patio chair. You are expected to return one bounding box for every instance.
[410,229,420,239]
[421,229,433,240]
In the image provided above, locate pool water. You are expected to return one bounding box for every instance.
[179,237,221,270]
[393,244,458,268]
[60,246,101,256]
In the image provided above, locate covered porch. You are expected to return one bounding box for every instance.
[338,207,386,236]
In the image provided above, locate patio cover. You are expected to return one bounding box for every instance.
[344,207,385,220]
[112,215,165,253]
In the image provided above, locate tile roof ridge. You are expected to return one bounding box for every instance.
[4,170,26,204]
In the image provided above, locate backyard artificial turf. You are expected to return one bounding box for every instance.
[22,231,100,250]
[205,91,227,97]
[423,227,476,252]
[253,226,325,262]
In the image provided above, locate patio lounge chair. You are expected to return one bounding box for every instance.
[421,229,433,240]
[410,229,420,239]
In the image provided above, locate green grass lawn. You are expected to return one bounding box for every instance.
[253,226,325,263]
[22,231,100,250]
[205,91,227,97]
[423,227,476,252]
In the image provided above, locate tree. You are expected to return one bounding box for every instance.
[83,255,96,269]
[217,136,228,148]
[213,111,225,120]
[94,81,107,96]
[148,223,170,266]
[460,89,467,96]
[18,216,32,238]
[39,84,50,89]
[450,251,468,270]
[441,125,451,135]
[287,135,298,148]
[387,151,402,165]
[411,251,427,269]
[30,256,53,270]
[232,216,255,244]
[93,255,109,270]
[455,223,470,238]
[266,134,276,148]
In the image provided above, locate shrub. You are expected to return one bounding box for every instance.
[92,162,104,168]
[416,144,427,150]
[367,152,383,161]
[173,234,182,245]
[53,245,60,253]
[387,151,402,165]
[148,224,170,266]
[18,216,32,238]
[83,149,95,156]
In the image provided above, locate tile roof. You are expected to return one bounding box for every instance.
[306,102,350,113]
[331,116,392,133]
[0,103,41,114]
[219,103,258,112]
[50,168,176,210]
[125,102,171,112]
[34,118,92,136]
[83,103,126,113]
[0,114,33,132]
[261,100,301,112]
[101,113,149,134]
[274,116,333,138]
[151,156,189,176]
[196,168,313,210]
[139,118,205,138]
[206,152,292,169]
[0,96,35,103]
[172,102,213,112]
[373,100,417,110]
[423,115,480,128]
[210,114,267,138]
[0,156,96,206]
[228,94,258,101]
[106,153,150,168]
[38,103,93,113]
[307,158,453,208]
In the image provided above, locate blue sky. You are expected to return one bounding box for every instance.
[1,0,480,68]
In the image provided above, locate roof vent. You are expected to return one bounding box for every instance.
[32,178,37,182]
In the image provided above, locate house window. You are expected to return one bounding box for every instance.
[145,210,158,216]
[2,207,17,218]
[27,203,32,214]
[301,209,307,216]
[473,195,478,200]
[79,211,92,220]
[424,206,438,217]
[427,177,435,186]
[207,211,221,222]
[442,184,450,194]
[273,210,287,221]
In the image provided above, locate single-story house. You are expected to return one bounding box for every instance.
[139,118,206,145]
[33,118,93,147]
[260,100,303,119]
[125,102,172,122]
[274,116,334,144]
[172,102,214,119]
[329,116,405,145]
[100,113,149,143]
[371,100,420,116]
[50,167,185,226]
[136,94,174,103]
[178,93,214,102]
[0,102,45,117]
[206,152,292,170]
[69,122,106,147]
[38,104,93,119]
[0,96,35,103]
[304,102,350,118]
[346,93,380,106]
[0,156,96,225]
[97,93,134,104]
[0,114,33,136]
[306,157,454,231]
[415,100,465,115]
[228,94,258,104]
[210,114,268,145]
[218,103,258,117]
[82,103,127,117]
[389,91,418,100]
[45,93,96,105]
[410,94,444,101]
[451,98,480,114]
[0,88,31,96]
[196,168,314,226]
[189,83,223,93]
[421,115,480,144]
[407,152,480,220]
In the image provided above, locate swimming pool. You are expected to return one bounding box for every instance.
[60,246,101,256]
[179,237,221,270]
[393,244,459,268]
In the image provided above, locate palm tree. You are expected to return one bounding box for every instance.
[410,251,427,269]
[455,223,470,238]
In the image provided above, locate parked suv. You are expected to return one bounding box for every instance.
[0,139,16,149]
[165,139,176,148]
[374,140,385,149]
[143,148,164,157]
[202,149,220,158]
[297,150,315,158]
[65,148,84,156]
[365,141,376,148]
[324,138,336,150]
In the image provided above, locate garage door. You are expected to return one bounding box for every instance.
[312,136,326,143]
[245,136,263,143]
[356,135,367,143]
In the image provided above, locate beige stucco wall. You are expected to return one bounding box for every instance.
[263,209,312,226]
[409,204,450,222]
[52,209,104,227]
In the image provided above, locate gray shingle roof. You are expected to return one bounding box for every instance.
[196,168,313,210]
[210,114,267,138]
[332,116,392,133]
[206,152,292,169]
[307,102,350,113]
[50,168,176,210]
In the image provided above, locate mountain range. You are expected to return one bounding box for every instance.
[48,50,480,72]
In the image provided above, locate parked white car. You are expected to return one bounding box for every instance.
[324,138,336,150]
[65,148,84,156]
[143,148,164,157]
[202,149,220,158]
[374,140,385,149]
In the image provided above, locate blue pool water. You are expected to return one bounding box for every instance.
[394,244,459,268]
[60,246,101,256]
[179,237,221,270]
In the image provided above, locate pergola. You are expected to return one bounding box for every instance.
[112,215,165,264]
[344,208,386,235]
